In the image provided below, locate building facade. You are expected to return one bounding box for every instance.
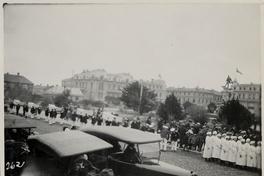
[166,87,222,109]
[221,80,261,117]
[61,69,167,102]
[4,73,34,98]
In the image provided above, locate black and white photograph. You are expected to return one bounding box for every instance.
[2,1,263,176]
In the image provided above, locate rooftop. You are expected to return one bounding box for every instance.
[4,73,33,85]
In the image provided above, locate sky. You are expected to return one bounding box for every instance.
[4,3,261,91]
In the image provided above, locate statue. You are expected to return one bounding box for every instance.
[222,75,233,90]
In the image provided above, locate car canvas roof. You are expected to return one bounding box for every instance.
[80,126,162,144]
[27,131,113,158]
[5,114,36,129]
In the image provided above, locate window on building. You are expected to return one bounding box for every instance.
[254,87,256,91]
[244,87,246,90]
[193,99,195,103]
[234,87,236,90]
[240,87,241,90]
[160,93,162,97]
[249,87,252,91]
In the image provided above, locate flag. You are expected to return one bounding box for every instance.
[236,68,242,75]
[159,74,162,79]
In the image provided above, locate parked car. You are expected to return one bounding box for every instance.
[4,114,37,175]
[80,126,198,176]
[22,131,114,176]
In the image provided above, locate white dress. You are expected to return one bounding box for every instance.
[203,136,212,158]
[212,137,221,159]
[228,140,237,163]
[247,145,256,167]
[255,145,261,169]
[220,139,230,161]
[245,143,251,167]
[235,141,242,163]
[236,144,246,166]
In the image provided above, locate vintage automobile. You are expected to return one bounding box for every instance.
[5,114,37,175]
[21,131,114,176]
[80,126,198,176]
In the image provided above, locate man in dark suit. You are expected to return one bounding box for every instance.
[16,104,20,115]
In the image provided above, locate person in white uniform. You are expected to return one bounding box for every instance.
[203,132,212,162]
[236,139,246,169]
[212,133,222,163]
[220,135,230,165]
[245,138,251,169]
[255,141,261,171]
[235,136,242,165]
[228,136,237,166]
[246,141,256,170]
[211,131,218,161]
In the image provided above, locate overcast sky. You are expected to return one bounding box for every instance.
[4,4,261,91]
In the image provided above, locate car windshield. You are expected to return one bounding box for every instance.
[138,142,160,163]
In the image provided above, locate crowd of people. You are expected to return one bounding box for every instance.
[6,101,262,173]
[203,131,261,171]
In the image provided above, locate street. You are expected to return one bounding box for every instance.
[20,114,261,176]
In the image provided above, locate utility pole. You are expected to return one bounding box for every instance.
[138,81,143,114]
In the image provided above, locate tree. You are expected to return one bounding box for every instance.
[186,104,209,126]
[54,89,71,107]
[219,98,252,131]
[207,102,217,113]
[183,101,193,111]
[120,81,157,114]
[157,102,169,122]
[5,83,30,100]
[157,94,182,122]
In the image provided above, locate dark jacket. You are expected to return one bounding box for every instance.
[171,131,180,141]
[131,121,137,129]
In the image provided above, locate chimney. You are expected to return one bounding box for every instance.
[6,72,9,75]
[17,72,20,76]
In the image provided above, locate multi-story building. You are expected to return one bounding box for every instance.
[166,87,222,108]
[222,80,261,117]
[4,73,34,97]
[61,69,167,102]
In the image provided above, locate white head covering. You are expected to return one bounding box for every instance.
[213,131,217,135]
[246,138,250,143]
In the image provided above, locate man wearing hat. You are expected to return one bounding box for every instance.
[220,135,230,165]
[170,128,180,152]
[160,126,169,152]
[228,136,238,166]
[203,132,212,161]
[236,139,247,169]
